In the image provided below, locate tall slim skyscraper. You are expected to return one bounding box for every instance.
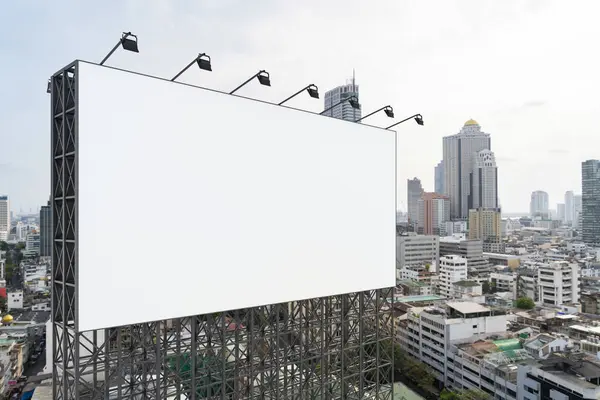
[530,191,549,218]
[443,119,492,219]
[470,149,498,209]
[434,160,444,194]
[574,194,582,228]
[564,190,574,223]
[407,178,423,229]
[557,203,566,222]
[582,160,600,245]
[0,196,9,242]
[322,74,361,122]
[40,199,51,257]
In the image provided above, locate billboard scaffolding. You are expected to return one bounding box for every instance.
[51,61,395,399]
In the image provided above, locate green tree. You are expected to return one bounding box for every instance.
[516,297,535,309]
[441,388,490,400]
[0,297,6,313]
[0,241,7,251]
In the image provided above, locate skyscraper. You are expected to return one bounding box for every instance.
[582,160,600,245]
[40,199,51,257]
[470,149,498,209]
[564,190,574,223]
[434,160,444,194]
[530,191,549,218]
[417,192,450,235]
[443,119,492,219]
[574,194,582,228]
[557,203,566,222]
[407,178,423,230]
[322,75,361,122]
[0,196,9,242]
[468,208,502,252]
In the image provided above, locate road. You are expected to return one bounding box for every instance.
[24,349,46,377]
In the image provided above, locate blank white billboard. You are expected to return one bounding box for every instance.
[76,61,396,331]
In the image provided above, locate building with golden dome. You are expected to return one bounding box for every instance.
[442,119,494,219]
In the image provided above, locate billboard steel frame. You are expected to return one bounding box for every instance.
[51,61,394,399]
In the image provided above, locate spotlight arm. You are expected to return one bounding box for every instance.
[355,105,392,123]
[100,32,135,66]
[386,114,423,130]
[320,95,359,115]
[278,84,315,105]
[171,53,207,81]
[230,70,266,94]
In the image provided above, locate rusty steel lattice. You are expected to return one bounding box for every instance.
[51,61,395,399]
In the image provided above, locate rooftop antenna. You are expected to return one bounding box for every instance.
[352,69,356,121]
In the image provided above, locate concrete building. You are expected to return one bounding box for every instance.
[398,302,509,390]
[557,203,566,223]
[439,255,468,297]
[434,160,444,194]
[0,196,9,242]
[417,192,450,235]
[530,191,549,219]
[322,78,360,122]
[443,119,492,219]
[538,262,580,306]
[582,160,600,246]
[440,234,490,273]
[396,233,439,269]
[470,149,498,209]
[490,273,518,299]
[452,280,483,300]
[574,194,583,228]
[24,233,40,257]
[445,220,468,236]
[468,208,503,252]
[407,178,423,230]
[565,190,575,224]
[518,354,600,400]
[484,253,521,269]
[39,200,51,257]
[7,292,23,311]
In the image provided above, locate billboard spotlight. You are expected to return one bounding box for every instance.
[320,95,360,115]
[278,84,319,105]
[171,53,212,81]
[386,113,424,129]
[100,32,139,66]
[355,105,394,123]
[230,70,271,94]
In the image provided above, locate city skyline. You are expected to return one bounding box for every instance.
[1,1,599,213]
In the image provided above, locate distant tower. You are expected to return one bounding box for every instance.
[564,190,574,223]
[443,119,492,219]
[582,160,600,245]
[530,191,549,218]
[40,198,51,257]
[407,178,423,230]
[434,160,444,194]
[0,196,9,241]
[322,72,361,122]
[470,149,498,210]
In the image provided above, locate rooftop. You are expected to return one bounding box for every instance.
[447,301,490,314]
[395,295,444,303]
[453,280,480,287]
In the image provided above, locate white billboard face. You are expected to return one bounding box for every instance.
[76,61,396,331]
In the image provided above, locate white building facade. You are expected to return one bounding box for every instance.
[538,262,580,306]
[439,255,468,298]
[0,196,9,242]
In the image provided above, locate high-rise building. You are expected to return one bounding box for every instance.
[574,194,583,228]
[443,119,492,219]
[565,190,574,223]
[557,203,566,222]
[440,234,490,273]
[434,160,444,194]
[468,208,502,252]
[407,177,423,230]
[470,149,498,209]
[582,160,600,245]
[529,190,549,218]
[417,192,450,235]
[322,77,361,122]
[0,196,9,242]
[538,262,580,306]
[40,199,51,257]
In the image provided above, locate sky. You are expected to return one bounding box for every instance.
[1,0,599,214]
